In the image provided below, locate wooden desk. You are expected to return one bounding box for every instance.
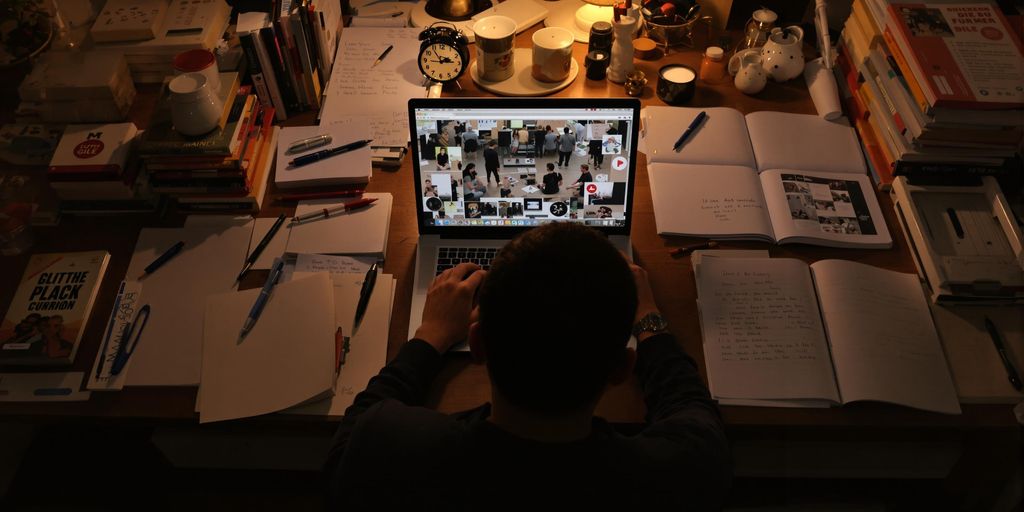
[0,26,1018,483]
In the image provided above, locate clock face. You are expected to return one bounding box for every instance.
[419,43,464,83]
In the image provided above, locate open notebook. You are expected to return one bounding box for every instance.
[644,107,891,248]
[692,252,960,414]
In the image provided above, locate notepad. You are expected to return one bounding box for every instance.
[275,123,372,188]
[643,107,889,248]
[284,272,395,416]
[199,273,337,423]
[693,254,961,414]
[284,192,393,258]
[123,217,253,386]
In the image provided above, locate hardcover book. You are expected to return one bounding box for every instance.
[90,0,168,43]
[0,251,111,366]
[47,122,138,180]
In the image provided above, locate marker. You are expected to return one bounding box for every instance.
[287,134,332,154]
[371,44,394,68]
[673,111,708,152]
[288,139,373,168]
[139,241,185,279]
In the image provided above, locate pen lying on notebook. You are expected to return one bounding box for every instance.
[291,197,378,223]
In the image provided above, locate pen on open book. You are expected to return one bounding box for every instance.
[673,111,707,152]
[288,139,373,168]
[292,197,378,223]
[240,258,284,340]
[236,214,286,282]
[984,317,1022,391]
[354,262,379,329]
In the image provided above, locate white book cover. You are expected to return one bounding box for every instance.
[285,192,393,258]
[90,0,168,43]
[48,123,137,175]
[276,123,372,188]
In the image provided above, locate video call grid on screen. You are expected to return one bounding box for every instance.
[412,106,636,231]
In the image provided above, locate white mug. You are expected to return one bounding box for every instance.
[473,15,516,82]
[531,27,574,82]
[169,72,223,136]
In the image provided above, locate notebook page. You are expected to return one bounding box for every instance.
[810,260,961,414]
[697,257,839,401]
[745,112,866,174]
[759,169,892,249]
[648,163,773,240]
[641,106,755,167]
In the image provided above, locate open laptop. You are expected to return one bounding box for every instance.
[407,97,642,343]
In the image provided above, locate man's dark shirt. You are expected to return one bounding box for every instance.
[541,171,562,194]
[483,147,500,170]
[325,334,731,509]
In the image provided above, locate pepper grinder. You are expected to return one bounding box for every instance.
[607,15,636,84]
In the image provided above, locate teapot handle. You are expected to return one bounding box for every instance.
[785,25,804,41]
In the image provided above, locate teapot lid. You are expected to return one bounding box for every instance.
[753,8,777,23]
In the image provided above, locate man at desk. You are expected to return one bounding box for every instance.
[326,223,731,508]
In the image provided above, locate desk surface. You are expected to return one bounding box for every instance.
[0,24,1017,429]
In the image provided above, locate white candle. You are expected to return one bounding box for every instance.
[661,65,696,83]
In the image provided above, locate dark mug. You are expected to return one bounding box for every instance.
[657,64,697,105]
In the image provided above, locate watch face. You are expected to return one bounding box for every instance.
[420,42,464,82]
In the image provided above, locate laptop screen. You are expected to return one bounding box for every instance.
[408,98,640,236]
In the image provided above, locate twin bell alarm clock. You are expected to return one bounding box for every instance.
[418,23,470,84]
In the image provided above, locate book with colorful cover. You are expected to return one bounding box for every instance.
[138,84,254,156]
[47,122,138,181]
[0,251,111,366]
[886,2,1024,109]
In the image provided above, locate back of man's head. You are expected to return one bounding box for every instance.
[478,223,637,414]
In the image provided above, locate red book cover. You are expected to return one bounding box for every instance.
[887,2,1024,109]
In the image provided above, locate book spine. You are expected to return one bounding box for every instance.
[301,3,324,89]
[893,159,1015,177]
[291,10,319,107]
[258,26,297,118]
[238,31,275,112]
[251,31,289,121]
[275,11,308,109]
[881,28,932,113]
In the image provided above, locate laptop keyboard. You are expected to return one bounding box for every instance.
[436,247,497,275]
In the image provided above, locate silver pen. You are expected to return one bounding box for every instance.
[287,134,332,154]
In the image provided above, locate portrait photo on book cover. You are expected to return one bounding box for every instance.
[0,313,74,359]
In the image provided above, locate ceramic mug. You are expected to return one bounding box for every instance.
[173,49,220,91]
[531,27,574,82]
[473,15,516,82]
[169,72,223,136]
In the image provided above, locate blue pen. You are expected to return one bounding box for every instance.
[673,111,708,152]
[139,241,185,279]
[110,304,150,376]
[239,258,285,340]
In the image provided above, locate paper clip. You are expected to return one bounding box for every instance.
[110,304,150,376]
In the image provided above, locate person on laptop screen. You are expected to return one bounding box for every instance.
[325,223,731,509]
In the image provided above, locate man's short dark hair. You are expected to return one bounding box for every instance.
[478,223,637,414]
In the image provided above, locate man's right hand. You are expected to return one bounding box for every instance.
[414,263,486,354]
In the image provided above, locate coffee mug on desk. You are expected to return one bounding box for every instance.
[531,27,574,83]
[169,72,223,137]
[473,15,516,82]
[174,49,220,91]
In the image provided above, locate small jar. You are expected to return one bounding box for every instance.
[699,46,727,85]
[588,21,613,54]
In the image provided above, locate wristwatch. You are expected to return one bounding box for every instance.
[632,312,669,338]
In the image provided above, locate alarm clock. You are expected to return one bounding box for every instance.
[418,23,470,84]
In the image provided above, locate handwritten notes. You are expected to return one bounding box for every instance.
[320,27,423,145]
[700,197,765,224]
[294,253,376,275]
[697,257,839,401]
[647,164,773,239]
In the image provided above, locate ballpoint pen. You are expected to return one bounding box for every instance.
[139,241,185,279]
[110,304,150,376]
[371,44,394,68]
[96,281,127,379]
[354,262,379,329]
[669,240,718,256]
[236,214,286,282]
[984,317,1022,391]
[288,139,373,168]
[239,258,285,340]
[279,189,364,202]
[291,197,378,223]
[673,111,708,152]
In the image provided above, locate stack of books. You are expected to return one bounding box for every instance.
[136,79,277,213]
[836,0,1023,188]
[47,122,158,213]
[17,51,136,124]
[91,0,232,83]
[235,1,342,121]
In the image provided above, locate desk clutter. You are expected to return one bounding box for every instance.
[1,0,1022,418]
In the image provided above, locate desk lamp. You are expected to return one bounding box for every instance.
[545,0,626,43]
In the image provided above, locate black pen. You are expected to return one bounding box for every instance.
[984,317,1022,391]
[371,44,394,68]
[289,139,373,168]
[354,262,379,329]
[236,214,286,282]
[673,111,708,152]
[138,241,185,279]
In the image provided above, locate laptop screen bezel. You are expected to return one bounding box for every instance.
[408,97,641,237]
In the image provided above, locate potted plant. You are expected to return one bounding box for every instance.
[0,0,52,67]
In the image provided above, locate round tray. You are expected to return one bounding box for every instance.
[469,48,579,96]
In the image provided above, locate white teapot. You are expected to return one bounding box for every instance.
[760,26,804,82]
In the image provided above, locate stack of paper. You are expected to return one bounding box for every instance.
[199,273,338,423]
[285,192,393,259]
[17,51,135,123]
[276,122,372,188]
